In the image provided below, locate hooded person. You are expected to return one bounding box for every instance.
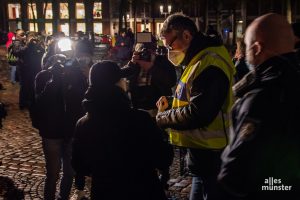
[71,61,173,200]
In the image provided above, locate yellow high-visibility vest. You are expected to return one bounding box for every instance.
[170,46,235,149]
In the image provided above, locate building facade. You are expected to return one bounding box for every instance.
[0,0,300,41]
[1,0,110,36]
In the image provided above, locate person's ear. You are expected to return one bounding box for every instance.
[182,30,192,42]
[253,41,262,56]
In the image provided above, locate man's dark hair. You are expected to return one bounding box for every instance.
[160,13,198,37]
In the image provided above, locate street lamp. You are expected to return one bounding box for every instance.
[159,5,172,18]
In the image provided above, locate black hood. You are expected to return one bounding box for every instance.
[181,32,223,66]
[82,86,131,115]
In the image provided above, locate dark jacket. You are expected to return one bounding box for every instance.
[72,86,172,200]
[115,36,131,60]
[12,39,44,106]
[122,55,177,110]
[218,53,300,199]
[156,33,230,175]
[233,57,250,82]
[33,65,88,139]
[12,39,44,80]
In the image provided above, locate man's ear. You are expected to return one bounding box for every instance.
[253,41,262,56]
[182,30,192,42]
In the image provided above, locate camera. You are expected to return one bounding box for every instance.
[135,32,154,62]
[0,102,7,129]
[138,48,152,62]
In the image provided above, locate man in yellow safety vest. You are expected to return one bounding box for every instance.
[156,13,235,200]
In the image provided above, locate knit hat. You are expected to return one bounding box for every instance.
[89,61,122,89]
[292,22,300,38]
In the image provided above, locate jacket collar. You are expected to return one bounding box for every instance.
[181,33,223,67]
[234,52,299,98]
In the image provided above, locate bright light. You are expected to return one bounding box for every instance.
[168,5,172,13]
[57,38,72,52]
[238,20,243,23]
[160,5,163,13]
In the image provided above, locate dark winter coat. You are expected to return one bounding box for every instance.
[12,39,44,105]
[33,66,88,139]
[233,57,250,82]
[218,53,300,199]
[72,86,173,200]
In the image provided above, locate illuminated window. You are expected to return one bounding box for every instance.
[94,23,103,34]
[9,21,21,32]
[93,2,102,19]
[29,23,38,32]
[76,3,85,19]
[77,23,86,33]
[28,3,37,19]
[60,23,69,36]
[45,23,53,35]
[44,3,53,19]
[8,4,21,19]
[60,3,69,19]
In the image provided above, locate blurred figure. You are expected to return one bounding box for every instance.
[218,13,300,200]
[115,30,131,63]
[6,32,17,84]
[233,38,250,82]
[111,33,118,47]
[11,30,44,110]
[127,28,135,51]
[33,40,91,200]
[206,25,223,44]
[72,61,173,200]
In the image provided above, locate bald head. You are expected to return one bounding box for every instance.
[245,13,294,66]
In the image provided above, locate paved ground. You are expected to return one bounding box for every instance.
[0,46,192,200]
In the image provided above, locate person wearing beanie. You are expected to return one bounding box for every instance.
[33,44,89,200]
[71,61,173,200]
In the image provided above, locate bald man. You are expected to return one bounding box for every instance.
[218,13,300,199]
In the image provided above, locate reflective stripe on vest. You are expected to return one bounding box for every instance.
[169,46,235,149]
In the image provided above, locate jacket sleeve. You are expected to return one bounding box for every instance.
[12,40,28,57]
[156,66,229,130]
[141,112,174,169]
[71,119,91,175]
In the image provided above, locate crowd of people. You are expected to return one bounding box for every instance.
[0,12,300,200]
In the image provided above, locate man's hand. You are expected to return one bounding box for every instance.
[156,96,169,112]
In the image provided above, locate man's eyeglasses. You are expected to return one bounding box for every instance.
[166,36,177,50]
[161,35,177,50]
